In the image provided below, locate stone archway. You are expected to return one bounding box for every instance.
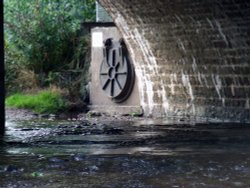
[99,0,250,121]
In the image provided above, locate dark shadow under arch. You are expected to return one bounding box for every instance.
[1,0,5,135]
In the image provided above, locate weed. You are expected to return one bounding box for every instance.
[130,111,143,117]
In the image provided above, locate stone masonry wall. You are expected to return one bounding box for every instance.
[99,0,250,122]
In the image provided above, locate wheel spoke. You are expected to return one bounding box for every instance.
[110,79,114,96]
[102,79,110,90]
[112,50,116,67]
[116,72,127,75]
[115,62,120,70]
[115,78,122,90]
[100,72,108,75]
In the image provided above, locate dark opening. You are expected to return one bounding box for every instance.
[0,0,5,135]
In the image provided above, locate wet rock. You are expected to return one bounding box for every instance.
[75,125,83,129]
[71,154,85,161]
[47,164,65,169]
[233,182,244,186]
[5,107,37,121]
[47,157,67,169]
[20,128,37,131]
[80,120,91,127]
[49,114,57,118]
[89,165,99,171]
[48,114,56,121]
[57,124,70,129]
[39,114,49,118]
[103,127,124,135]
[84,165,99,173]
[37,154,46,160]
[48,157,66,163]
[4,165,23,173]
[87,111,102,117]
[219,177,230,182]
[80,171,89,175]
[234,165,250,173]
[179,118,185,122]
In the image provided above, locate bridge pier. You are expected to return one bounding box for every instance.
[0,0,5,135]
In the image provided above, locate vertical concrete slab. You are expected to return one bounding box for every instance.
[89,27,142,115]
[0,0,5,135]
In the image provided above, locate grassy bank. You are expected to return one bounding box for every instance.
[5,90,65,114]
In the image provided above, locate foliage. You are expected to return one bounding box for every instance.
[31,172,44,177]
[4,0,95,95]
[5,90,66,114]
[129,111,143,117]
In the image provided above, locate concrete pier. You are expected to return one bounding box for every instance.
[0,0,5,135]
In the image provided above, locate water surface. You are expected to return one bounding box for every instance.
[1,118,250,187]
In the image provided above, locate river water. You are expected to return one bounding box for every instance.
[1,117,250,187]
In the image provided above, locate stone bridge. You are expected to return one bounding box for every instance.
[98,0,250,121]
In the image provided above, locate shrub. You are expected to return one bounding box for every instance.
[4,0,95,94]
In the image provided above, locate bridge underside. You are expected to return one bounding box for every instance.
[99,0,250,121]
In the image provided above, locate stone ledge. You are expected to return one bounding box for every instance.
[88,105,143,116]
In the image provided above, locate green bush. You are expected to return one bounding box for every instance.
[6,90,65,114]
[4,0,95,94]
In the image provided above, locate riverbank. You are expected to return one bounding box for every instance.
[5,107,145,123]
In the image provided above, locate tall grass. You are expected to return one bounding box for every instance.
[6,90,65,114]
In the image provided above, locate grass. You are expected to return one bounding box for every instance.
[5,90,66,114]
[129,111,143,117]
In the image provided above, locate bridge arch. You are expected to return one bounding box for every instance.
[99,0,250,121]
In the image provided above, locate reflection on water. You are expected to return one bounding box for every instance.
[1,119,250,187]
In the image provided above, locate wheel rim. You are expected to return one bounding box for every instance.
[99,38,135,103]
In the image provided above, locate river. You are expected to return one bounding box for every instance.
[1,112,250,187]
